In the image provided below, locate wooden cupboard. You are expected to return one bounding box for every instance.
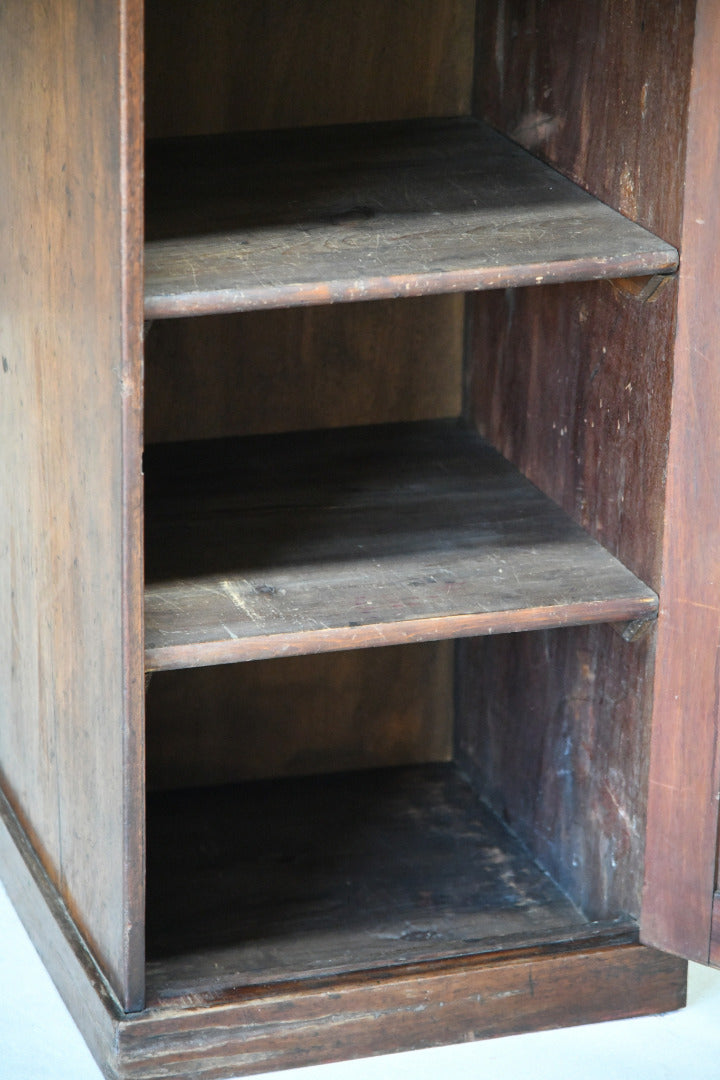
[1,2,719,1077]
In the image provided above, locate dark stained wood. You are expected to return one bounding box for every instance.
[144,119,677,319]
[0,0,145,1009]
[143,421,657,671]
[143,306,463,793]
[144,296,464,443]
[457,624,658,921]
[145,0,476,138]
[642,0,720,964]
[146,643,453,790]
[145,764,588,996]
[459,0,694,922]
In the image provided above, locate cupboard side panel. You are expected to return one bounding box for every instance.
[642,0,720,962]
[458,1,692,918]
[0,0,145,1008]
[474,0,694,241]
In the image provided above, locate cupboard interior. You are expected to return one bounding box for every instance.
[142,0,685,1002]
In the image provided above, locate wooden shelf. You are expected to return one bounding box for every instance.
[144,421,657,671]
[145,763,596,1002]
[144,118,678,318]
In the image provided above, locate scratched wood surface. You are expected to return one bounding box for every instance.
[144,119,677,319]
[145,0,475,138]
[143,421,657,670]
[144,763,588,996]
[0,0,145,1009]
[132,940,685,1078]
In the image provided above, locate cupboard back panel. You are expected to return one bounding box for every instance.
[145,0,476,138]
[0,0,144,1008]
[458,0,693,919]
[144,297,464,444]
[146,643,453,790]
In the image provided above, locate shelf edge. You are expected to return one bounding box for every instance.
[145,595,658,671]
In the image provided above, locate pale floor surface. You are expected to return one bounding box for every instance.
[1,880,719,1080]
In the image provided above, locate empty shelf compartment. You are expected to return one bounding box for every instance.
[145,763,606,1002]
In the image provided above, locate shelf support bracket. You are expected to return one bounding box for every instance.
[612,614,657,643]
[610,273,676,303]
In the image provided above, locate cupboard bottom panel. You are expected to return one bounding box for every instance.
[147,762,601,1001]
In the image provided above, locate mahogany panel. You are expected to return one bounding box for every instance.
[146,643,453,790]
[144,296,463,444]
[0,1,145,1007]
[461,0,694,920]
[642,0,720,963]
[145,0,475,138]
[0,785,122,1071]
[144,120,677,319]
[457,624,657,920]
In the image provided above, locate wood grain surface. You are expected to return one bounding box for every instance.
[474,0,694,242]
[143,421,657,670]
[642,0,720,963]
[144,119,677,319]
[146,643,453,790]
[459,0,694,924]
[145,0,475,138]
[144,296,463,443]
[127,938,685,1080]
[0,0,145,1009]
